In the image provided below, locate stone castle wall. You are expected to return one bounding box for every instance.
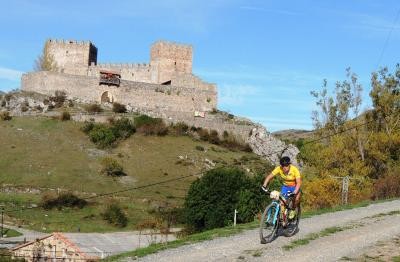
[46,39,97,76]
[22,71,217,113]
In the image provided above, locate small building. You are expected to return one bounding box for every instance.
[11,231,175,261]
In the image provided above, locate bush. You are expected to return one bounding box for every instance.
[197,129,210,141]
[85,103,103,113]
[0,111,12,121]
[0,100,5,107]
[41,192,87,210]
[102,203,128,227]
[88,124,118,148]
[373,170,400,199]
[184,167,252,231]
[110,118,135,139]
[135,115,168,136]
[134,115,162,128]
[112,102,127,113]
[195,145,205,151]
[81,121,95,134]
[171,122,189,136]
[209,130,220,145]
[100,157,126,177]
[60,111,71,121]
[50,90,67,108]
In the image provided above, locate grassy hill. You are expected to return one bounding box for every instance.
[0,116,271,233]
[272,129,313,142]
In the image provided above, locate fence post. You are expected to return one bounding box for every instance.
[234,209,238,227]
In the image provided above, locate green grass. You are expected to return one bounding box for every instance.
[392,256,400,262]
[0,116,270,232]
[283,225,355,250]
[1,228,22,238]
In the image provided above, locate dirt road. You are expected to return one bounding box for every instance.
[131,199,400,262]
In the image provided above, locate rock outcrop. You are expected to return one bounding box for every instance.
[248,125,300,166]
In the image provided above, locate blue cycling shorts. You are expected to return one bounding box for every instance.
[281,185,296,197]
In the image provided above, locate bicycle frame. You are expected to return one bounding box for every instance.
[267,194,293,226]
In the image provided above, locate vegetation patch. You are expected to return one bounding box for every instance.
[102,202,128,227]
[100,157,126,177]
[283,225,357,250]
[41,192,88,210]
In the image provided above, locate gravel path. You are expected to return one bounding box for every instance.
[129,199,400,262]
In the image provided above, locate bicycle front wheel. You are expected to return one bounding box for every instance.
[259,202,279,244]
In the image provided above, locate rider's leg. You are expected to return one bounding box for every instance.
[295,191,301,209]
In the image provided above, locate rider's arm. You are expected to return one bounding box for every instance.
[262,173,275,188]
[294,176,301,195]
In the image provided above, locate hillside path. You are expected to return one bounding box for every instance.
[129,199,400,262]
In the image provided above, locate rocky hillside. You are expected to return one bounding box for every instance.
[0,90,300,165]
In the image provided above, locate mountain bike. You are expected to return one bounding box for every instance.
[259,188,301,244]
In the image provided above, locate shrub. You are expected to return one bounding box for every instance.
[89,124,118,148]
[60,111,71,121]
[134,115,162,128]
[100,157,126,177]
[85,103,103,113]
[171,122,189,136]
[110,118,135,139]
[184,167,252,231]
[197,129,210,141]
[135,115,168,136]
[50,90,67,108]
[81,121,95,134]
[112,102,127,113]
[195,145,205,151]
[4,94,12,102]
[102,203,128,227]
[41,192,87,210]
[0,100,5,107]
[0,111,12,121]
[68,100,74,107]
[372,170,400,199]
[209,130,220,145]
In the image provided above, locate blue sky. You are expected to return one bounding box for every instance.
[1,0,399,131]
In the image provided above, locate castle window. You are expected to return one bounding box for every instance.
[66,51,69,54]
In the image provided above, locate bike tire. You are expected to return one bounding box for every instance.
[259,202,279,244]
[283,205,301,237]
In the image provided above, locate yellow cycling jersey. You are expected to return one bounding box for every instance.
[271,165,301,186]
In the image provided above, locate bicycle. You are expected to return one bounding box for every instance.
[259,188,301,244]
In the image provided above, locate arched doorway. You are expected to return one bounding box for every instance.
[101,91,113,103]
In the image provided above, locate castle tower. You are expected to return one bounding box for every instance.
[46,39,98,75]
[150,41,193,84]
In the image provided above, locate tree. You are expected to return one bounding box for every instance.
[34,41,57,71]
[368,66,400,135]
[184,167,251,231]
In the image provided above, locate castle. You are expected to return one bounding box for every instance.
[22,39,217,113]
[20,39,299,165]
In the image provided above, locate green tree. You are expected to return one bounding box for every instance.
[184,167,251,231]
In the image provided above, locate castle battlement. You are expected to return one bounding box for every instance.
[23,39,217,115]
[93,63,151,69]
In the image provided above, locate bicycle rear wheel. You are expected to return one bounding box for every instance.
[283,205,301,237]
[259,203,279,244]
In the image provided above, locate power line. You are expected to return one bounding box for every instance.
[3,118,375,215]
[376,7,400,69]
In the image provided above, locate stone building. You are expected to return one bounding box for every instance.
[22,39,217,113]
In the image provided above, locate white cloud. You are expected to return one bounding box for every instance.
[248,116,313,131]
[239,6,302,16]
[218,83,260,106]
[0,67,24,81]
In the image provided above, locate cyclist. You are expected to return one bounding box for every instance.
[262,156,301,219]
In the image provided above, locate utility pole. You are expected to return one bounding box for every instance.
[1,207,3,238]
[331,176,352,205]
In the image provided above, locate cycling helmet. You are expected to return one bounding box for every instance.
[279,156,291,167]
